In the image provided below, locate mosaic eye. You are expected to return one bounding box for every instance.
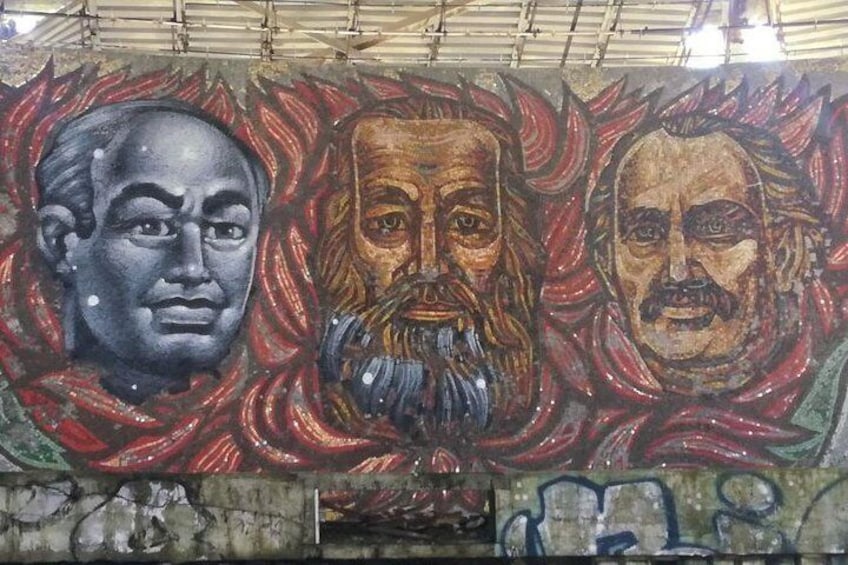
[203,222,246,241]
[630,222,666,244]
[706,218,727,234]
[685,202,758,244]
[373,213,407,234]
[453,213,482,233]
[127,219,176,237]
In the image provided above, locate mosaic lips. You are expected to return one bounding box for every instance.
[400,284,464,322]
[144,290,226,333]
[402,301,464,322]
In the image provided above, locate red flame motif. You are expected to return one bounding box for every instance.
[0,62,594,519]
[0,62,847,509]
[544,76,846,469]
[0,61,264,470]
[227,71,594,501]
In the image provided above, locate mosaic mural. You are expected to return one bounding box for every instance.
[1,56,848,519]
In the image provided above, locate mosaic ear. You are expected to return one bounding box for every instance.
[773,223,808,293]
[37,204,81,280]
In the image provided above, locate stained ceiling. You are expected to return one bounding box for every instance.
[1,0,846,68]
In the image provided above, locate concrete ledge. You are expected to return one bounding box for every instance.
[0,470,844,560]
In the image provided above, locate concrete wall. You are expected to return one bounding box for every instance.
[2,47,848,559]
[0,470,845,560]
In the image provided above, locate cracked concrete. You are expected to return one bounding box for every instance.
[0,474,307,562]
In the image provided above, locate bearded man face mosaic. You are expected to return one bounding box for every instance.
[315,105,543,439]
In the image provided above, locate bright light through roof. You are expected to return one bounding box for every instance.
[685,25,725,69]
[8,15,44,36]
[742,24,784,62]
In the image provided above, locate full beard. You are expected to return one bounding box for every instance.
[318,274,534,438]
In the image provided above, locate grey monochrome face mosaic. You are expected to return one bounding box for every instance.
[37,105,266,403]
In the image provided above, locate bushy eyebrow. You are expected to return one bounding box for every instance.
[619,206,669,237]
[442,187,496,209]
[683,200,759,236]
[202,190,252,215]
[105,182,183,221]
[360,185,414,207]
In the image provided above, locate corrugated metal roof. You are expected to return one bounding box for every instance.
[1,0,846,67]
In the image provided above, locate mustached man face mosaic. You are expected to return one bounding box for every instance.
[611,130,765,366]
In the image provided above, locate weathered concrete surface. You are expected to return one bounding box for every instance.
[497,470,848,558]
[0,473,307,562]
[0,471,843,560]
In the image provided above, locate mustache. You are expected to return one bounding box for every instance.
[360,274,482,328]
[639,277,739,323]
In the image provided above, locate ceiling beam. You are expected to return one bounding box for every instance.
[765,0,786,55]
[510,0,538,68]
[591,0,624,67]
[0,0,828,65]
[260,0,275,61]
[232,0,356,58]
[80,0,99,48]
[560,0,584,67]
[675,0,712,66]
[426,0,448,66]
[765,0,782,24]
[340,0,360,62]
[172,0,187,54]
[722,0,732,64]
[307,0,486,58]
